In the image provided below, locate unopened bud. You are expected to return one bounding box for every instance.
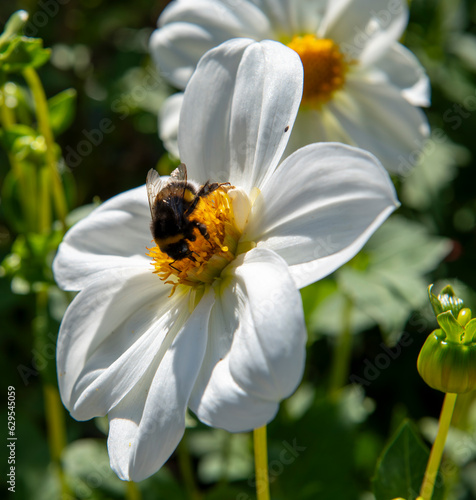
[418,285,476,394]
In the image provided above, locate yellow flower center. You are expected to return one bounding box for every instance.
[286,35,349,108]
[147,187,241,295]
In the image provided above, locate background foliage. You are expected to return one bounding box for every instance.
[1,1,476,499]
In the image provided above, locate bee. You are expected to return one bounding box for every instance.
[146,164,227,261]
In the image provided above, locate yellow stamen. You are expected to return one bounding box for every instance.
[287,35,349,108]
[147,187,241,295]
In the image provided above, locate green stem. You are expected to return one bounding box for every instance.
[38,165,51,233]
[177,432,201,500]
[419,392,458,500]
[0,85,15,127]
[22,67,67,228]
[0,82,35,230]
[44,384,70,495]
[36,289,71,498]
[253,426,270,500]
[125,481,142,500]
[219,430,232,485]
[328,295,353,399]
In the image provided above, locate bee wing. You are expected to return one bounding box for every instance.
[146,165,189,218]
[171,163,187,182]
[170,163,189,202]
[146,169,166,218]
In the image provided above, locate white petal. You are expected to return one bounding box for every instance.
[190,248,306,431]
[328,75,430,172]
[227,249,306,398]
[178,38,303,193]
[150,23,223,89]
[107,386,148,481]
[160,0,273,38]
[107,290,214,481]
[191,356,280,432]
[372,43,431,107]
[244,143,399,289]
[321,0,408,64]
[158,93,183,158]
[284,104,354,157]
[70,289,190,420]
[150,0,272,88]
[53,185,151,291]
[57,269,180,419]
[253,0,327,36]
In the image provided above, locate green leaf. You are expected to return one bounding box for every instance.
[401,139,469,211]
[273,397,361,500]
[0,124,37,152]
[449,33,476,71]
[187,429,253,483]
[47,88,77,136]
[1,231,63,288]
[308,280,379,339]
[0,36,50,73]
[465,319,476,342]
[335,216,451,342]
[437,311,464,342]
[428,284,444,316]
[365,217,451,277]
[373,420,444,500]
[62,439,126,497]
[0,168,29,233]
[306,216,452,341]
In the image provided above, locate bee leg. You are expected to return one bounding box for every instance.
[198,181,231,197]
[169,253,196,271]
[195,221,209,239]
[186,252,197,263]
[169,261,180,272]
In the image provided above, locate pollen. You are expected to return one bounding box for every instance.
[147,187,241,295]
[287,35,349,108]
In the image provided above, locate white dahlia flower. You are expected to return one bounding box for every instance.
[54,39,398,481]
[150,0,430,173]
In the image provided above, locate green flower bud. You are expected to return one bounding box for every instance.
[428,284,464,318]
[457,308,472,327]
[418,286,476,394]
[12,135,47,164]
[0,10,28,49]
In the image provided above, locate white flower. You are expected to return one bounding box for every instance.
[54,39,399,482]
[150,0,430,173]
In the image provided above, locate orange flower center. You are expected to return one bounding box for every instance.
[287,35,349,108]
[147,187,241,295]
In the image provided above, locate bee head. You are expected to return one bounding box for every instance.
[166,240,192,261]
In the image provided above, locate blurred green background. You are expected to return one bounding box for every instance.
[1,0,476,499]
